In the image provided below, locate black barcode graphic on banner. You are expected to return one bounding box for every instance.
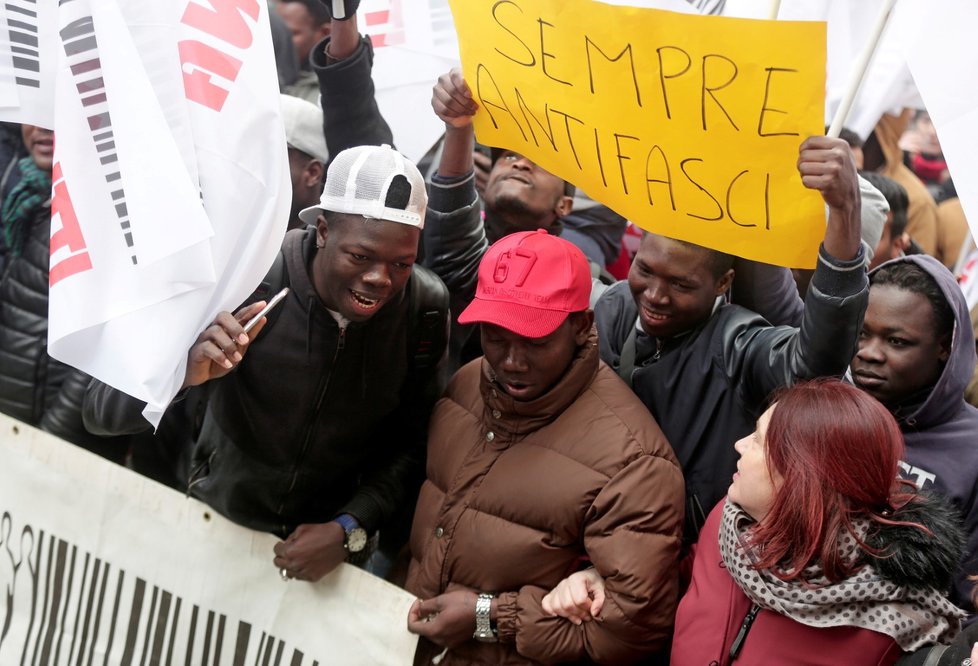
[4,0,41,88]
[426,0,454,49]
[57,0,138,265]
[0,517,318,666]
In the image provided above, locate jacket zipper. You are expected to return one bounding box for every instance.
[691,493,708,534]
[186,450,216,495]
[729,603,760,661]
[276,325,346,528]
[653,338,663,361]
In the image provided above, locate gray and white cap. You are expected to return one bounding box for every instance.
[298,144,427,229]
[280,94,329,163]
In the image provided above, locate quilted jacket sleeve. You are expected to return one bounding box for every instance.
[494,451,684,664]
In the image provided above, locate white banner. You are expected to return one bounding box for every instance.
[905,0,978,257]
[958,250,978,312]
[35,0,291,425]
[0,414,418,666]
[361,0,458,162]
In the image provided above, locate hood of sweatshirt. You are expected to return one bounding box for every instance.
[866,254,977,430]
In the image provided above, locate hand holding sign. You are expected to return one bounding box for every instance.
[432,69,481,179]
[798,136,861,261]
[432,69,479,129]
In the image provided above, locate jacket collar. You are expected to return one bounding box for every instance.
[479,328,600,442]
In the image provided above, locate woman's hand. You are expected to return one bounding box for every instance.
[541,568,606,625]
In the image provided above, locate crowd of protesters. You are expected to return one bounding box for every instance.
[2,0,978,664]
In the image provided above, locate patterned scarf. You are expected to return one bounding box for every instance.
[1,156,51,258]
[718,499,964,651]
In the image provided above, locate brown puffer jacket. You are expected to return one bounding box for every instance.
[406,331,684,665]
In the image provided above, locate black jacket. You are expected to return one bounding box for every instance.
[310,34,393,164]
[187,228,447,537]
[595,245,868,542]
[0,202,126,461]
[0,203,61,422]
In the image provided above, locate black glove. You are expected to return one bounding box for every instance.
[319,0,360,21]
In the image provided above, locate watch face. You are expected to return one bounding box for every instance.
[346,527,368,553]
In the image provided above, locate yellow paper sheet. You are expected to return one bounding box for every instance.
[448,0,827,268]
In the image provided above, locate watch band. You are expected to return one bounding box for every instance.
[473,593,497,642]
[334,513,359,533]
[334,514,369,558]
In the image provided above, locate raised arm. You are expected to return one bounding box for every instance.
[736,136,869,403]
[431,68,478,178]
[422,70,489,355]
[310,10,393,159]
[799,136,861,261]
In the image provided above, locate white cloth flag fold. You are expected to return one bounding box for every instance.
[904,0,978,256]
[40,0,290,426]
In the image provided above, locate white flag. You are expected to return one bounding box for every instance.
[904,0,978,257]
[721,0,924,139]
[41,0,290,426]
[0,0,58,128]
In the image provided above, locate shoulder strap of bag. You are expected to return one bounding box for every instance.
[406,266,449,373]
[617,325,638,388]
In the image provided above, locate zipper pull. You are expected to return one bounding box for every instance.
[337,325,346,350]
[729,604,760,661]
[652,338,663,361]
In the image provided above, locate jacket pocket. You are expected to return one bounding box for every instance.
[186,441,216,495]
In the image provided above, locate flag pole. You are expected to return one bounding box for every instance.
[768,0,781,20]
[826,0,899,138]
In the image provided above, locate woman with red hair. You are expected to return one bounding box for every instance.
[542,380,966,665]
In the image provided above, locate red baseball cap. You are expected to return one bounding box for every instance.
[458,229,591,338]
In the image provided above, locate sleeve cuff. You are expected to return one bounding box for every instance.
[811,242,868,299]
[337,494,382,534]
[494,591,519,644]
[310,35,373,74]
[429,171,479,214]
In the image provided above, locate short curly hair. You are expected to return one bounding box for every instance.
[870,261,954,341]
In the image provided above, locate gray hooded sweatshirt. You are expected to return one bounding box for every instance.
[867,254,978,612]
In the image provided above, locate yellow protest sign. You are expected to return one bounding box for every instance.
[448,0,827,268]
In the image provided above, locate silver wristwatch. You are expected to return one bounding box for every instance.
[473,593,497,642]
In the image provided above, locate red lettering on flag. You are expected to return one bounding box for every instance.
[49,162,93,287]
[365,10,389,26]
[178,40,243,111]
[181,0,259,50]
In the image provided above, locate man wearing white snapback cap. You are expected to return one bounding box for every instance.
[173,143,449,582]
